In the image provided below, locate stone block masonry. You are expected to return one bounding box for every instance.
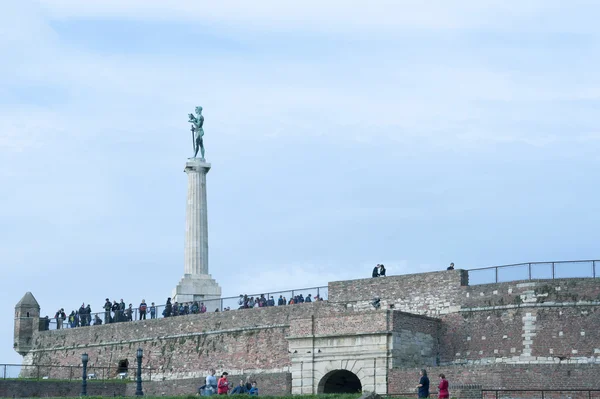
[16,270,600,394]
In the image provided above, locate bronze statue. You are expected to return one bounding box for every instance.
[188,106,205,159]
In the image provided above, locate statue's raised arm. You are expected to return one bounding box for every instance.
[188,106,205,159]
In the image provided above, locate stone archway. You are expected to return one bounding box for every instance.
[318,369,362,394]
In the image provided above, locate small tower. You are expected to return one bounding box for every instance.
[14,292,40,356]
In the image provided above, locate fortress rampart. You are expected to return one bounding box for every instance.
[14,270,600,395]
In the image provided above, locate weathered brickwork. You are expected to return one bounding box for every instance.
[0,380,127,398]
[388,364,600,393]
[136,372,291,397]
[24,303,344,381]
[329,270,468,316]
[15,271,600,394]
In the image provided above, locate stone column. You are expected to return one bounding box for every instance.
[184,158,210,275]
[172,158,221,305]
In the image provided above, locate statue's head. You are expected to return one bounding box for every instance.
[195,106,203,114]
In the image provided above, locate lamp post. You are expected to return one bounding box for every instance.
[135,348,144,396]
[81,353,89,397]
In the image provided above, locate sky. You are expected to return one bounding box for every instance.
[1,0,599,366]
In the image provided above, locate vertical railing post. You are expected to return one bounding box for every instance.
[495,267,499,283]
[36,365,40,380]
[528,263,532,280]
[541,390,544,399]
[552,262,555,279]
[495,390,498,399]
[3,364,6,379]
[317,287,320,300]
[593,261,596,279]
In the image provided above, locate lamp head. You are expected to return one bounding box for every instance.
[81,353,89,362]
[137,348,143,358]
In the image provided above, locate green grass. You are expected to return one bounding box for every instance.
[34,395,414,399]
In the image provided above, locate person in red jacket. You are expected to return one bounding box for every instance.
[438,374,449,399]
[217,372,229,395]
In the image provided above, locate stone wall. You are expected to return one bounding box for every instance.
[388,364,600,393]
[0,380,127,398]
[391,312,440,368]
[133,372,292,396]
[439,304,600,365]
[17,271,600,394]
[25,302,343,381]
[328,270,468,316]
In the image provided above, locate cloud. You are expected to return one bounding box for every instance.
[36,0,600,36]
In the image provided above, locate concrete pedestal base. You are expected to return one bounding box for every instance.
[172,274,221,305]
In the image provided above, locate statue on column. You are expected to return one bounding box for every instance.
[188,106,205,159]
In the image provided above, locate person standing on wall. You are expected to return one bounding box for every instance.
[447,262,455,270]
[438,374,449,399]
[417,369,430,398]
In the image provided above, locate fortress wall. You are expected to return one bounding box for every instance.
[462,279,600,308]
[439,307,600,365]
[388,364,600,393]
[392,311,440,337]
[311,311,389,336]
[328,270,468,316]
[25,302,344,380]
[391,312,441,368]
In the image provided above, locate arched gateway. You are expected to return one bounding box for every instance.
[318,369,362,393]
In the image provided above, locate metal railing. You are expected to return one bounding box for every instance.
[1,363,155,381]
[41,285,328,331]
[483,389,600,399]
[467,260,599,285]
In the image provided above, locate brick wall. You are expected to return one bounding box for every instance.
[0,380,127,398]
[328,270,468,316]
[462,279,600,308]
[26,302,344,380]
[127,372,292,396]
[439,307,600,365]
[388,364,600,393]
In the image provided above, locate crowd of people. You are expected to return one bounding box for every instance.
[236,292,323,309]
[161,298,213,317]
[49,290,325,329]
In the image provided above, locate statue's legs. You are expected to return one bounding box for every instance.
[194,145,199,158]
[199,138,205,159]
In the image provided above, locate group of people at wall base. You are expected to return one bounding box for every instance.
[200,370,258,396]
[417,369,449,399]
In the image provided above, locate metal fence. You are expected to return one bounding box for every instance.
[42,285,328,331]
[0,363,155,381]
[483,389,600,399]
[467,260,599,285]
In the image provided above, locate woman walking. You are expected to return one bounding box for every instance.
[438,374,449,399]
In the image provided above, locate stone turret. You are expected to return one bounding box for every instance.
[14,292,40,356]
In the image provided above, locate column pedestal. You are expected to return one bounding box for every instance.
[173,158,221,304]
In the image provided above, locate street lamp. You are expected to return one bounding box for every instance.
[81,353,89,397]
[135,348,144,396]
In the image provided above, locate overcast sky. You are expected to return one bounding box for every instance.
[2,1,599,366]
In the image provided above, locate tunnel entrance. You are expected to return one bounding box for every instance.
[319,370,362,394]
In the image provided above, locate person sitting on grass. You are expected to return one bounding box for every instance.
[249,381,259,396]
[230,380,248,395]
